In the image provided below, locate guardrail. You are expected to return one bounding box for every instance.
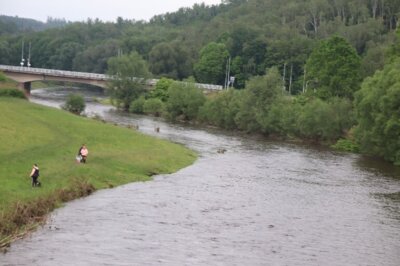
[0,64,108,80]
[0,64,223,90]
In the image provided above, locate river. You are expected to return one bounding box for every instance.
[2,87,400,266]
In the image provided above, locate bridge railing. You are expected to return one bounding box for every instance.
[0,64,109,81]
[0,64,223,90]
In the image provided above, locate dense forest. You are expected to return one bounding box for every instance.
[0,15,68,34]
[0,0,399,165]
[0,0,398,89]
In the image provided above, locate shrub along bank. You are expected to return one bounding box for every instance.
[0,98,197,248]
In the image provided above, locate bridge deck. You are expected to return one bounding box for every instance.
[0,64,223,90]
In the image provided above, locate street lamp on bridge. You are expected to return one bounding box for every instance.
[27,42,31,67]
[20,41,32,67]
[20,40,25,67]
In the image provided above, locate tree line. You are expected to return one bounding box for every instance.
[0,0,399,91]
[106,31,400,166]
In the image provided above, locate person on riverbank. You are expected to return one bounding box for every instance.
[78,144,89,163]
[29,164,40,187]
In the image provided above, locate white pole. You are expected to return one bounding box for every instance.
[20,40,25,66]
[303,65,306,93]
[282,63,286,91]
[27,42,31,67]
[227,56,231,89]
[289,64,293,95]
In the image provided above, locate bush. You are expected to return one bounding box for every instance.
[143,98,164,116]
[129,96,145,114]
[296,97,355,141]
[0,72,6,82]
[331,139,360,152]
[62,93,85,115]
[198,89,241,129]
[165,82,206,121]
[148,78,173,102]
[262,97,299,136]
[0,88,26,99]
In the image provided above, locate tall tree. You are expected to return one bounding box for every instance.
[194,42,229,85]
[305,35,361,99]
[73,40,119,73]
[107,52,151,110]
[148,41,192,80]
[354,57,400,165]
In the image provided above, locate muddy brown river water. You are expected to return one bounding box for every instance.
[1,88,400,265]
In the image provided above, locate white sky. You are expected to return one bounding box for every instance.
[0,0,222,22]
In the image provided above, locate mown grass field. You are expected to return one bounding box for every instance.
[0,97,196,242]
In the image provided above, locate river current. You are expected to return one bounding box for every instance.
[1,87,400,266]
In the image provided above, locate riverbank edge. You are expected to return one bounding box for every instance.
[0,179,95,252]
[0,96,198,253]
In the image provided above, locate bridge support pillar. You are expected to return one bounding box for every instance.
[18,82,31,96]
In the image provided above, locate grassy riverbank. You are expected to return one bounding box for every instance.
[0,97,196,247]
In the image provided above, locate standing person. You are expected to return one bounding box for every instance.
[29,164,40,187]
[78,144,89,163]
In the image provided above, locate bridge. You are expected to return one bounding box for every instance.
[0,64,223,95]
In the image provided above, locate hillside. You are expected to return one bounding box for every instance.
[0,0,398,92]
[0,15,68,34]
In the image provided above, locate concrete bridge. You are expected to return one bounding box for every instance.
[0,64,223,95]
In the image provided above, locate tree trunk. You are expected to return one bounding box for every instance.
[289,64,293,95]
[310,13,318,34]
[282,63,286,91]
[371,0,378,19]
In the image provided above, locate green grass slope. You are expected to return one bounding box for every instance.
[0,97,196,213]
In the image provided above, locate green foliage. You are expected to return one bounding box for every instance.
[1,0,399,91]
[198,89,242,129]
[360,41,388,78]
[165,82,206,121]
[354,58,400,165]
[0,88,26,99]
[234,67,283,133]
[252,68,285,132]
[194,42,229,85]
[62,93,86,115]
[331,139,360,153]
[148,41,192,80]
[233,89,260,132]
[0,15,67,33]
[297,97,355,141]
[0,72,6,82]
[261,97,300,136]
[107,52,151,111]
[129,96,145,114]
[388,29,400,60]
[49,42,83,70]
[306,36,361,99]
[147,78,173,102]
[230,56,247,88]
[143,98,164,116]
[73,40,119,73]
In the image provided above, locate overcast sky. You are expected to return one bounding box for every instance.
[0,0,222,22]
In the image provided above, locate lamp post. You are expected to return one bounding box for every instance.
[20,40,25,67]
[27,42,31,67]
[224,56,231,89]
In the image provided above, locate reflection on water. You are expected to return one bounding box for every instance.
[2,87,400,266]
